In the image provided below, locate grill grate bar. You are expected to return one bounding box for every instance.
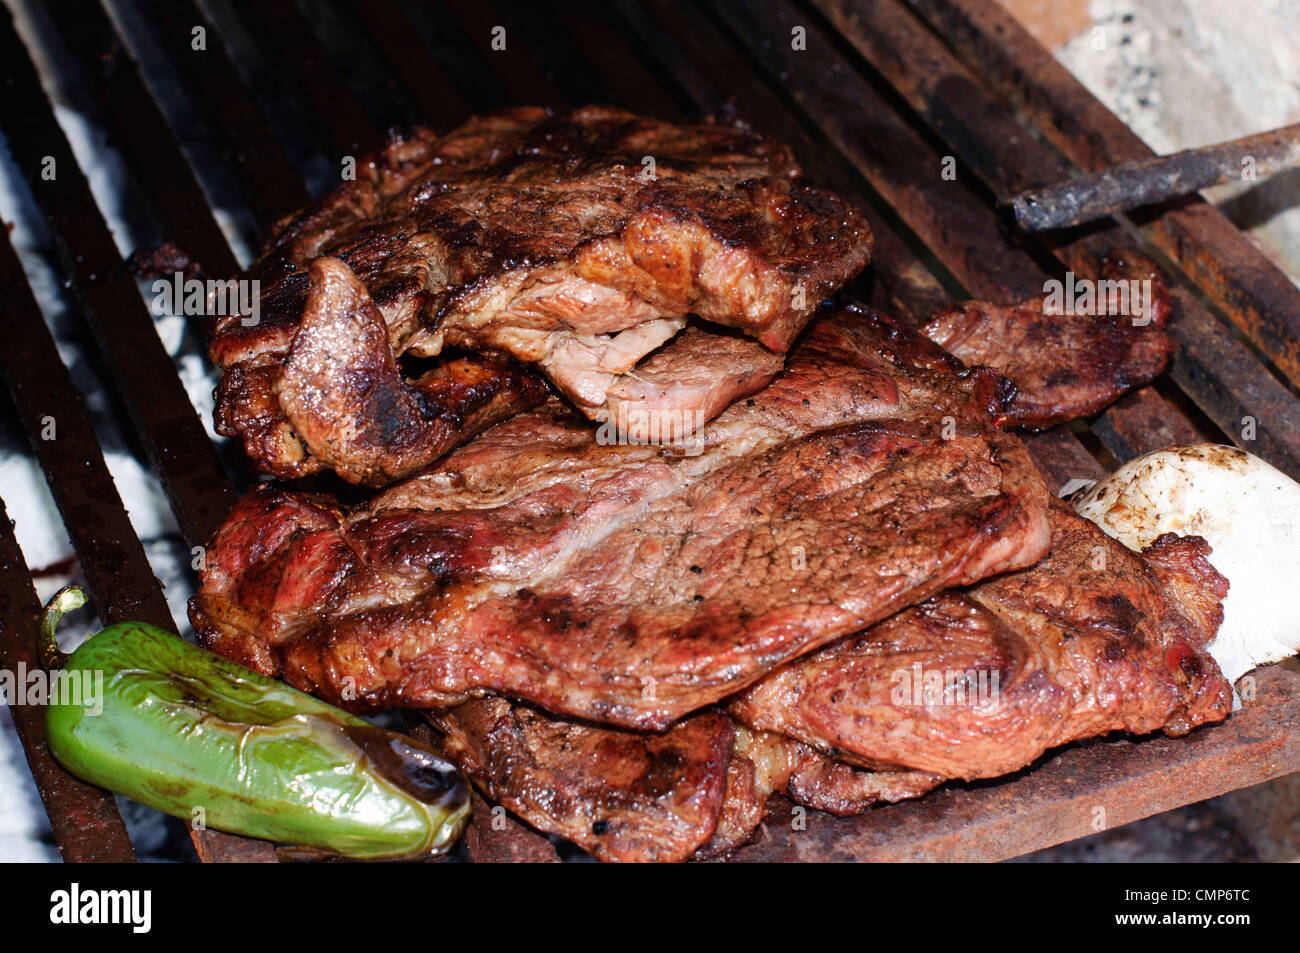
[0,236,175,632]
[909,0,1300,393]
[59,4,241,279]
[0,495,137,862]
[705,0,1213,464]
[0,7,235,552]
[233,0,385,159]
[0,4,276,863]
[0,0,1294,865]
[810,0,1300,475]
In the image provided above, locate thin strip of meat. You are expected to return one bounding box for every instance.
[921,251,1173,429]
[695,726,940,860]
[217,257,550,485]
[190,306,1051,731]
[210,106,873,483]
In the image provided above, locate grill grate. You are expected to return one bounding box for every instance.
[0,0,1297,863]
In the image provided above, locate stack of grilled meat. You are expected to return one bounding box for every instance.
[189,107,1232,862]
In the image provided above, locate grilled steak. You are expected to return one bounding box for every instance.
[432,698,734,863]
[922,251,1172,429]
[210,106,873,484]
[215,259,551,485]
[432,698,937,862]
[190,305,1051,730]
[729,503,1233,780]
[431,503,1230,861]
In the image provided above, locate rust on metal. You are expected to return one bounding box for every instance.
[815,0,1300,480]
[0,10,238,550]
[1022,428,1107,491]
[1006,123,1300,231]
[0,499,137,862]
[909,0,1300,391]
[1091,387,1203,462]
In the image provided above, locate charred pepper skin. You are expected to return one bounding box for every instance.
[40,587,470,860]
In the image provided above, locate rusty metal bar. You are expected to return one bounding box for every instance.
[0,228,139,860]
[807,0,1297,474]
[0,236,270,866]
[57,4,241,277]
[0,239,174,632]
[1006,123,1300,231]
[0,493,137,862]
[1090,387,1202,461]
[0,7,236,550]
[705,0,1208,469]
[2,6,278,863]
[907,0,1300,392]
[706,0,1046,302]
[731,662,1300,862]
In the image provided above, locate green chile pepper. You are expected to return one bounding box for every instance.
[40,586,469,860]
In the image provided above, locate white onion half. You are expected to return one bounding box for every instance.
[1071,444,1300,685]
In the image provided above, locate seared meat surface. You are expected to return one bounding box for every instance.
[430,504,1230,862]
[217,258,551,485]
[922,251,1173,429]
[432,699,937,863]
[729,503,1232,780]
[190,306,1051,730]
[210,106,873,483]
[697,726,941,859]
[432,698,734,863]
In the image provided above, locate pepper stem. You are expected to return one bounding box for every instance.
[39,586,86,670]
